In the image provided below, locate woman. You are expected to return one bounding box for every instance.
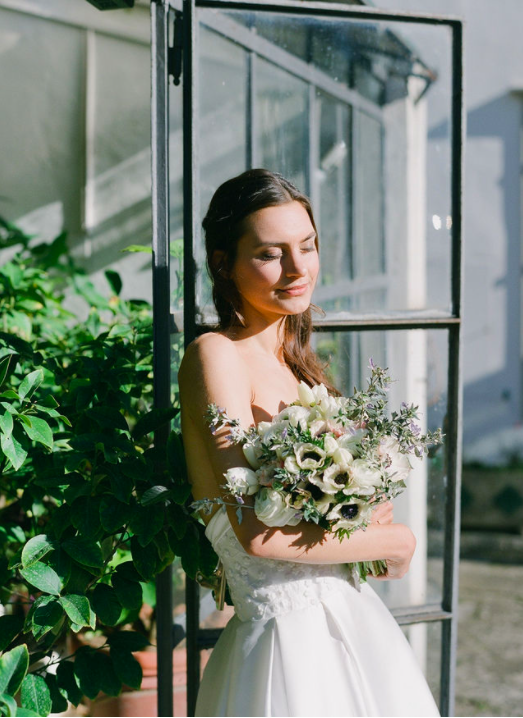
[179,168,439,717]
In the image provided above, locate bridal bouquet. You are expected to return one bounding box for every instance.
[193,361,442,581]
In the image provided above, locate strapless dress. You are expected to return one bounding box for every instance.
[195,508,440,717]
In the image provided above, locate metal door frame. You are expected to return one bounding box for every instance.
[150,1,464,714]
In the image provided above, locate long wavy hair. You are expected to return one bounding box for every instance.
[202,168,338,394]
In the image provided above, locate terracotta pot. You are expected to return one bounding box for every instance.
[88,648,189,717]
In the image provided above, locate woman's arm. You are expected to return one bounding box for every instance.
[179,333,416,577]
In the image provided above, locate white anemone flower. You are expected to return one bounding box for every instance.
[332,447,353,469]
[323,434,339,456]
[274,405,310,431]
[294,443,327,470]
[327,498,373,531]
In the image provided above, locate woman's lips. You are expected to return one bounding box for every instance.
[278,283,309,296]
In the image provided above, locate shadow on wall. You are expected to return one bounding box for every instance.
[429,93,522,448]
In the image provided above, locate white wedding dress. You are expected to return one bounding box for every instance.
[195,508,440,717]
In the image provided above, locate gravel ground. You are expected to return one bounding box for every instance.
[455,560,523,717]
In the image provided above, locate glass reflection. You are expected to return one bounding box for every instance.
[312,329,448,609]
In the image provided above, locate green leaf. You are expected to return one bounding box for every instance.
[56,661,82,707]
[18,369,44,402]
[20,417,53,449]
[61,536,103,568]
[129,504,164,547]
[113,561,142,583]
[167,430,188,485]
[0,693,17,717]
[141,485,171,507]
[15,709,40,717]
[59,595,94,629]
[19,562,62,596]
[31,596,64,642]
[91,584,122,626]
[107,631,150,653]
[108,471,133,504]
[0,644,29,696]
[121,244,152,254]
[20,674,51,717]
[0,354,13,388]
[0,411,13,437]
[0,390,19,400]
[130,537,159,582]
[1,432,27,471]
[86,406,128,432]
[99,496,130,533]
[21,535,56,569]
[132,407,179,440]
[112,574,142,611]
[46,549,71,590]
[0,615,24,652]
[44,674,68,715]
[73,646,101,700]
[70,496,102,539]
[97,653,122,697]
[110,649,142,690]
[104,269,122,296]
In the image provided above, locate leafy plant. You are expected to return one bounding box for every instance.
[0,219,216,716]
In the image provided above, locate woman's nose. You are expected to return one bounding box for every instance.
[284,251,307,277]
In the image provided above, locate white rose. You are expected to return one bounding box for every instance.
[258,421,288,445]
[297,382,315,407]
[295,443,327,470]
[256,421,272,437]
[318,395,340,420]
[255,488,302,527]
[309,419,327,437]
[224,466,259,496]
[379,436,412,483]
[349,459,382,495]
[243,443,262,470]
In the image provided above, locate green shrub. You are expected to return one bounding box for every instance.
[0,219,216,716]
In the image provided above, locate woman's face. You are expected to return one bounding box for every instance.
[228,201,320,323]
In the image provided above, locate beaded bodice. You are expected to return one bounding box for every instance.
[205,509,358,622]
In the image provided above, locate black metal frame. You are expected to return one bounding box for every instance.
[150,0,464,715]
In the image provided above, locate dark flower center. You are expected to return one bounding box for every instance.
[306,483,324,502]
[333,473,347,486]
[340,504,359,520]
[303,451,322,462]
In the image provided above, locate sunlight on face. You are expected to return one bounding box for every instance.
[230,201,320,324]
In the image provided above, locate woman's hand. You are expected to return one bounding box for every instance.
[372,525,416,580]
[370,500,393,526]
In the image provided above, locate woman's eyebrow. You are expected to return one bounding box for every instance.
[254,232,316,247]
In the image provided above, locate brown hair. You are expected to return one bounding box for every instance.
[202,168,339,395]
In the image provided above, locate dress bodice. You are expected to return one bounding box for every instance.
[205,508,359,622]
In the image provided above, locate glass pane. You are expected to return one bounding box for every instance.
[194,8,455,321]
[197,25,248,318]
[255,57,308,190]
[312,328,449,609]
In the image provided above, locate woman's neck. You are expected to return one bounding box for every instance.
[225,311,286,362]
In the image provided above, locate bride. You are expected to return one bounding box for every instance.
[179,168,440,717]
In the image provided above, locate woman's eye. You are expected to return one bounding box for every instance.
[260,253,281,261]
[302,244,316,253]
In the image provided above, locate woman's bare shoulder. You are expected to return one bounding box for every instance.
[179,331,244,379]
